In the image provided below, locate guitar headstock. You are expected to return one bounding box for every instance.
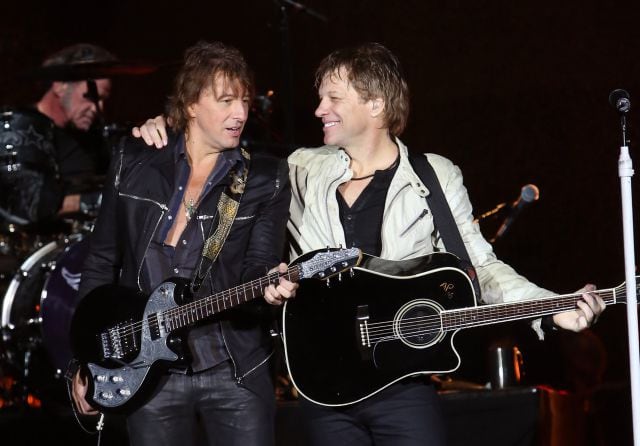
[615,275,640,304]
[299,247,362,280]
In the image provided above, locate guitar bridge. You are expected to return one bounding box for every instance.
[356,305,372,361]
[100,320,138,360]
[357,305,371,347]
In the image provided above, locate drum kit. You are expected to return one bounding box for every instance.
[0,116,94,409]
[0,59,156,409]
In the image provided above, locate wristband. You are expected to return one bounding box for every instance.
[541,315,560,334]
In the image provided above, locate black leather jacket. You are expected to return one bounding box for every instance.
[79,135,291,392]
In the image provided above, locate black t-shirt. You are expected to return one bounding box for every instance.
[337,156,400,256]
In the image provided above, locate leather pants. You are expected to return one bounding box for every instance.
[126,360,275,446]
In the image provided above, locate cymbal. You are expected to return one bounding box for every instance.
[29,61,159,81]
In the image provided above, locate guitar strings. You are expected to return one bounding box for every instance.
[366,290,617,340]
[105,256,342,341]
[365,289,618,343]
[105,267,301,345]
[109,271,288,342]
[151,253,353,335]
[103,273,622,353]
[363,288,618,344]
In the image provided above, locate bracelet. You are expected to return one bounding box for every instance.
[541,315,560,334]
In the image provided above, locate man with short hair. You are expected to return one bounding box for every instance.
[286,42,605,445]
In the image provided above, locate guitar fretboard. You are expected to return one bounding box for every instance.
[162,266,302,331]
[441,286,622,331]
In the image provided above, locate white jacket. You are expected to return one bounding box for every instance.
[288,138,553,337]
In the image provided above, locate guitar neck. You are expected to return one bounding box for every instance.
[442,286,619,331]
[164,265,302,331]
[156,247,361,334]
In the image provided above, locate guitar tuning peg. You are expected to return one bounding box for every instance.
[326,278,331,288]
[350,268,355,278]
[338,272,342,281]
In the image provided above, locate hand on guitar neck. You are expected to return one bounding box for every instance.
[264,262,299,306]
[550,283,606,331]
[70,262,300,416]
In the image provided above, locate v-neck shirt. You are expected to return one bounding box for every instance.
[337,155,400,257]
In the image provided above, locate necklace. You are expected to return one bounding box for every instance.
[350,173,376,181]
[183,194,199,221]
[350,156,400,181]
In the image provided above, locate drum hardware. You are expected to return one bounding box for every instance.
[0,323,43,407]
[0,104,103,405]
[0,239,9,256]
[0,233,88,405]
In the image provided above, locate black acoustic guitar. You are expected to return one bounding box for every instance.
[282,251,626,407]
[70,247,362,413]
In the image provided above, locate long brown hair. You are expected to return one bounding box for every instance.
[167,41,254,132]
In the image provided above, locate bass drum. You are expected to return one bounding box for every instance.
[1,233,88,403]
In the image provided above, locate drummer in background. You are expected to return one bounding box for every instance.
[0,43,116,225]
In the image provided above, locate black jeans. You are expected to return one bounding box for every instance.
[126,360,275,446]
[299,379,446,446]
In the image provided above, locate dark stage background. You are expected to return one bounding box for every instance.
[1,0,640,442]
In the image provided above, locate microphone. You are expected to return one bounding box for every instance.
[491,184,540,242]
[609,89,631,114]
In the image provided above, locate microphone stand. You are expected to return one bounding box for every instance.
[616,108,640,446]
[274,1,295,147]
[274,0,327,149]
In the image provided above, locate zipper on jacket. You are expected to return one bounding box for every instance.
[119,192,169,210]
[235,350,275,385]
[219,324,275,385]
[400,208,429,237]
[119,192,169,290]
[137,209,167,290]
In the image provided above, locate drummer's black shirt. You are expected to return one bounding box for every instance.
[0,107,108,223]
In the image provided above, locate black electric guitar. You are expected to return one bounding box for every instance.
[282,251,628,407]
[70,247,361,413]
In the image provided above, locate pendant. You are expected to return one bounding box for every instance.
[184,197,197,221]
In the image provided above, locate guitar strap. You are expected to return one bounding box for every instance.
[191,148,250,291]
[408,153,482,300]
